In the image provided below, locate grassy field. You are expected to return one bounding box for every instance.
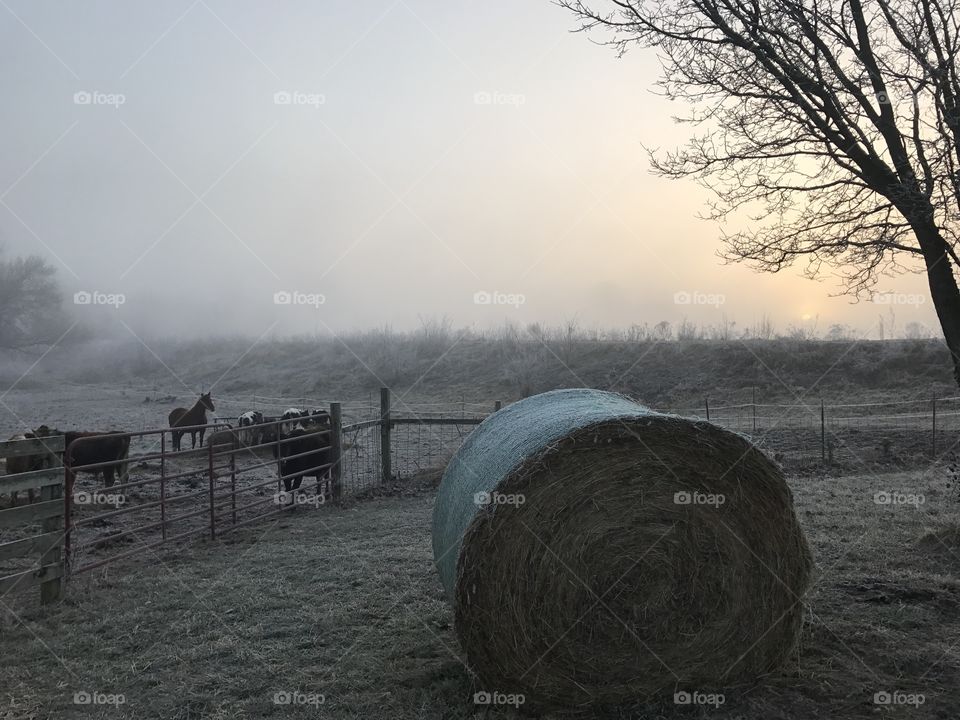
[2,331,957,412]
[2,468,960,719]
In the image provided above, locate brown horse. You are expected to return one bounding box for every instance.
[168,392,215,451]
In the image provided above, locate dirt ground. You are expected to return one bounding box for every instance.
[2,467,960,719]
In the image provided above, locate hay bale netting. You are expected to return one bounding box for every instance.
[432,388,813,710]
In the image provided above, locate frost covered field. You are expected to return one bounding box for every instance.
[3,468,960,719]
[3,339,960,718]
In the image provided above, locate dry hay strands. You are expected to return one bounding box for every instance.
[432,388,813,712]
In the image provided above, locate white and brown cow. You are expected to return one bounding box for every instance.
[238,411,264,446]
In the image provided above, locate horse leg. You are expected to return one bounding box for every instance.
[199,428,206,447]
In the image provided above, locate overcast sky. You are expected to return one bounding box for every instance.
[0,0,940,339]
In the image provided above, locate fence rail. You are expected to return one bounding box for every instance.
[0,435,65,605]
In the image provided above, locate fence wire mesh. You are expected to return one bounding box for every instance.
[390,416,486,480]
[337,394,960,491]
[674,396,960,474]
[340,421,382,495]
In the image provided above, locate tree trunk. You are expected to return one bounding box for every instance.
[917,223,960,389]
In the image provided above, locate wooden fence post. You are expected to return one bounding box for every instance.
[752,387,757,433]
[494,400,502,412]
[380,388,392,484]
[275,418,284,500]
[63,464,74,569]
[39,467,64,605]
[330,402,343,503]
[705,397,710,421]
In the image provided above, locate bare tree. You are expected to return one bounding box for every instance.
[0,251,68,350]
[559,0,960,385]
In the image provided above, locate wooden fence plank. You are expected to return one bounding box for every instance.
[0,499,63,528]
[0,467,63,494]
[0,436,64,459]
[0,531,62,562]
[0,563,63,595]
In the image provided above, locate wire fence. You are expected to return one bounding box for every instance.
[671,395,960,473]
[346,392,960,483]
[390,417,487,480]
[339,392,495,493]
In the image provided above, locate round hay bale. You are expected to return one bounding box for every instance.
[432,388,813,710]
